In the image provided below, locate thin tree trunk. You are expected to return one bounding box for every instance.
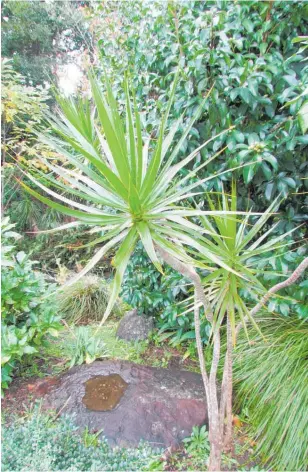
[156,246,223,470]
[223,316,233,451]
[208,328,223,471]
[155,246,211,394]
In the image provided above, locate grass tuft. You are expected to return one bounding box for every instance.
[233,315,308,471]
[58,275,123,324]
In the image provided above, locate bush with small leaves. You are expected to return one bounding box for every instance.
[1,407,161,472]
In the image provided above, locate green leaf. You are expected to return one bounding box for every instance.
[242,19,254,33]
[243,165,255,184]
[136,222,162,273]
[240,88,252,104]
[99,227,138,325]
[298,101,308,134]
[63,230,129,288]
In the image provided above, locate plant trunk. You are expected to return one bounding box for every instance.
[209,437,223,472]
[208,328,223,471]
[156,246,224,470]
[223,316,233,451]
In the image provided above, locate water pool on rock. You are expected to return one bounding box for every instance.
[82,374,128,411]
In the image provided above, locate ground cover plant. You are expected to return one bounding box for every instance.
[1,406,161,472]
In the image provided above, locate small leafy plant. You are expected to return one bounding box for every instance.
[183,425,210,457]
[1,406,161,471]
[65,326,109,367]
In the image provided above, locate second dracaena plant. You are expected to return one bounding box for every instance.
[19,71,236,322]
[186,185,303,465]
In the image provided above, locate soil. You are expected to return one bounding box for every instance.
[140,344,200,371]
[2,375,60,420]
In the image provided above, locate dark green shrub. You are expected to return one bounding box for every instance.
[92,0,307,225]
[1,407,161,471]
[1,218,61,391]
[233,315,308,471]
[121,243,187,317]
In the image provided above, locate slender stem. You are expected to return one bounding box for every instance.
[250,257,308,318]
[156,245,222,471]
[155,245,210,395]
[236,257,308,337]
[223,315,233,451]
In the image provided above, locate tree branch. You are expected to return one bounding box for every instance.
[236,257,308,337]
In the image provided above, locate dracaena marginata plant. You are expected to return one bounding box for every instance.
[17,70,247,323]
[176,184,307,469]
[17,71,268,472]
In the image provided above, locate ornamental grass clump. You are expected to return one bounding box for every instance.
[58,275,123,324]
[233,315,308,472]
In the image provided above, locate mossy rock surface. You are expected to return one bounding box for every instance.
[116,309,154,341]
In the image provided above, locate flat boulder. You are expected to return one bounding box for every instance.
[116,309,154,341]
[44,360,208,448]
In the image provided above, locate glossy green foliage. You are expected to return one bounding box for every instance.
[2,407,161,471]
[121,243,211,348]
[233,316,308,471]
[90,0,308,228]
[1,218,61,391]
[121,243,187,317]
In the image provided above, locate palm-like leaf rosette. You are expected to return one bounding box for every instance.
[19,72,251,322]
[192,184,302,337]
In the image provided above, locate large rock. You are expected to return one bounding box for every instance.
[116,309,154,341]
[44,361,208,448]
